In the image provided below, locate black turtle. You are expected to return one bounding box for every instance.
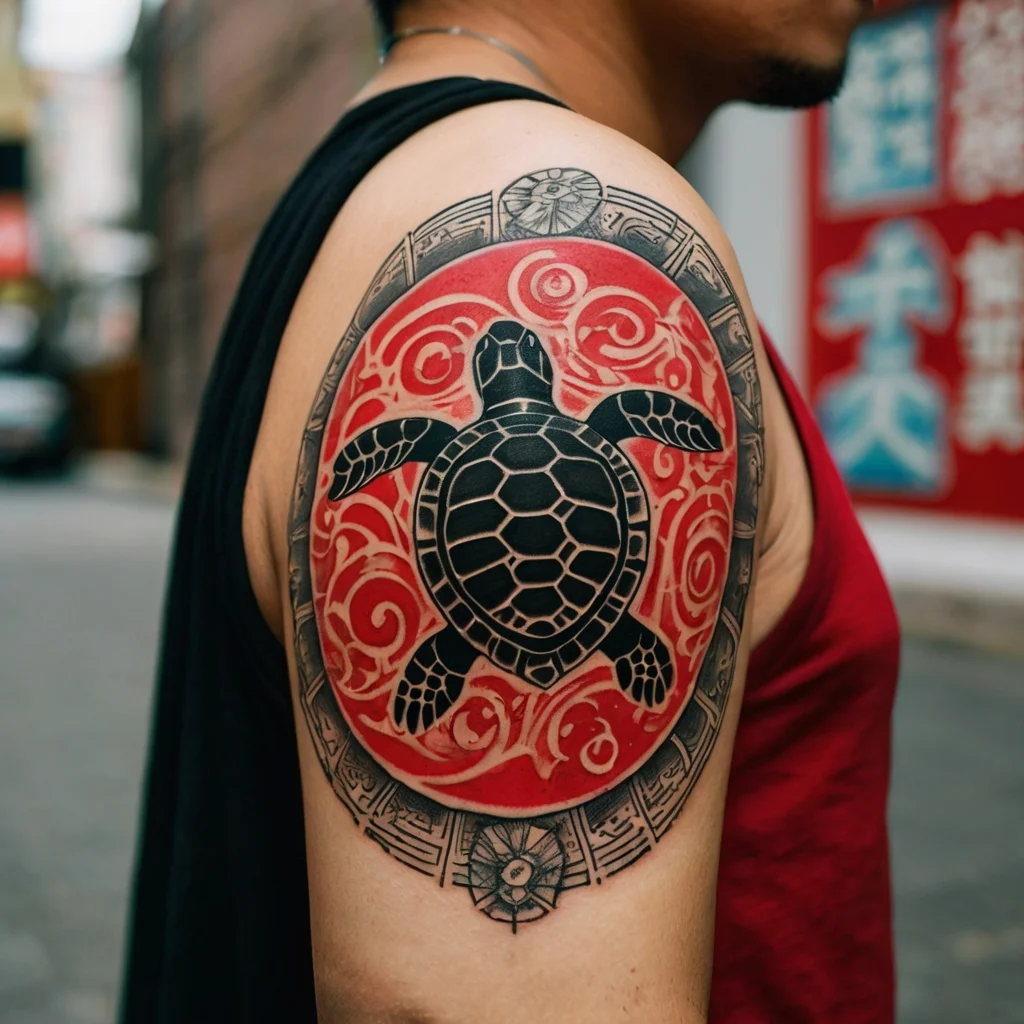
[330,320,724,734]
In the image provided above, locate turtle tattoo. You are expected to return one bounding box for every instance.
[329,320,724,735]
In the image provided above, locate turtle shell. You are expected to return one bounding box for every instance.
[415,411,649,689]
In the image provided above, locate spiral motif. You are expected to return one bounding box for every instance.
[343,565,419,666]
[532,263,588,308]
[578,718,619,776]
[398,325,467,397]
[676,489,732,630]
[508,251,589,325]
[377,295,506,400]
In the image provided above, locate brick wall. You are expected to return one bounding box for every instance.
[145,0,376,457]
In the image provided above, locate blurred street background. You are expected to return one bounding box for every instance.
[0,0,1022,1021]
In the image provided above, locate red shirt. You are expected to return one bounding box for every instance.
[711,337,900,1023]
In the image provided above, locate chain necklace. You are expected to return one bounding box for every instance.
[382,25,559,93]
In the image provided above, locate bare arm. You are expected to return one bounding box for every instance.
[247,103,767,1024]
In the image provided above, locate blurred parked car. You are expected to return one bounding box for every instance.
[0,296,72,472]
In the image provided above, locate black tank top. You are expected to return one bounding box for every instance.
[120,79,566,1023]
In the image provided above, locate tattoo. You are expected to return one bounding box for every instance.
[289,167,764,931]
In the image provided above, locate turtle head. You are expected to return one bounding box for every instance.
[472,320,554,413]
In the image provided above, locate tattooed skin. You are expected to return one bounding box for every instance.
[289,168,764,930]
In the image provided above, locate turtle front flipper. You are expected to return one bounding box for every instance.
[393,627,479,734]
[329,418,457,501]
[599,614,673,708]
[587,391,723,453]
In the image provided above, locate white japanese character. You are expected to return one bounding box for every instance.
[951,0,1024,201]
[960,314,1024,370]
[888,22,933,64]
[887,118,934,173]
[959,232,1024,312]
[833,110,886,195]
[888,63,934,106]
[958,371,1024,450]
[844,44,887,108]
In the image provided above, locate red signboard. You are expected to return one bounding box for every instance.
[0,196,32,280]
[806,0,1024,521]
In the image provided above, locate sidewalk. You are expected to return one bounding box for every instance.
[862,510,1024,660]
[893,589,1024,660]
[71,451,183,506]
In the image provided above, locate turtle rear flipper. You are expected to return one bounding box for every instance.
[329,418,457,501]
[600,614,673,708]
[393,628,478,734]
[587,391,723,453]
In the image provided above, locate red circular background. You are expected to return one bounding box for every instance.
[310,238,737,815]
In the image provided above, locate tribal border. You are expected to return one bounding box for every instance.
[288,168,764,928]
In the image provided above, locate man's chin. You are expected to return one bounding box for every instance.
[742,56,850,109]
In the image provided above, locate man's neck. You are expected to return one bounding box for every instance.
[376,0,729,163]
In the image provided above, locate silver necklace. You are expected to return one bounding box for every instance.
[382,25,558,92]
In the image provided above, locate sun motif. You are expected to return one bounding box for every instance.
[501,168,603,237]
[468,822,567,931]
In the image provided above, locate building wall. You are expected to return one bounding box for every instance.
[148,0,375,457]
[693,104,1024,602]
[0,0,34,140]
[692,106,805,379]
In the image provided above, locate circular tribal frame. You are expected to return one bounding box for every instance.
[289,167,764,931]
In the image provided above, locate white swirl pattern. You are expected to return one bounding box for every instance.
[310,248,735,794]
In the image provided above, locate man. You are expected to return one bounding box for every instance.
[122,1,899,1021]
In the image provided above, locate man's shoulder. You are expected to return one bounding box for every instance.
[330,98,735,286]
[255,96,769,577]
[251,92,781,611]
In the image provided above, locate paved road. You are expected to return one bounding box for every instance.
[0,481,1021,1022]
[892,641,1024,1022]
[0,483,173,1024]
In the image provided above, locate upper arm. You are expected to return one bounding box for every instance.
[254,103,765,1023]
